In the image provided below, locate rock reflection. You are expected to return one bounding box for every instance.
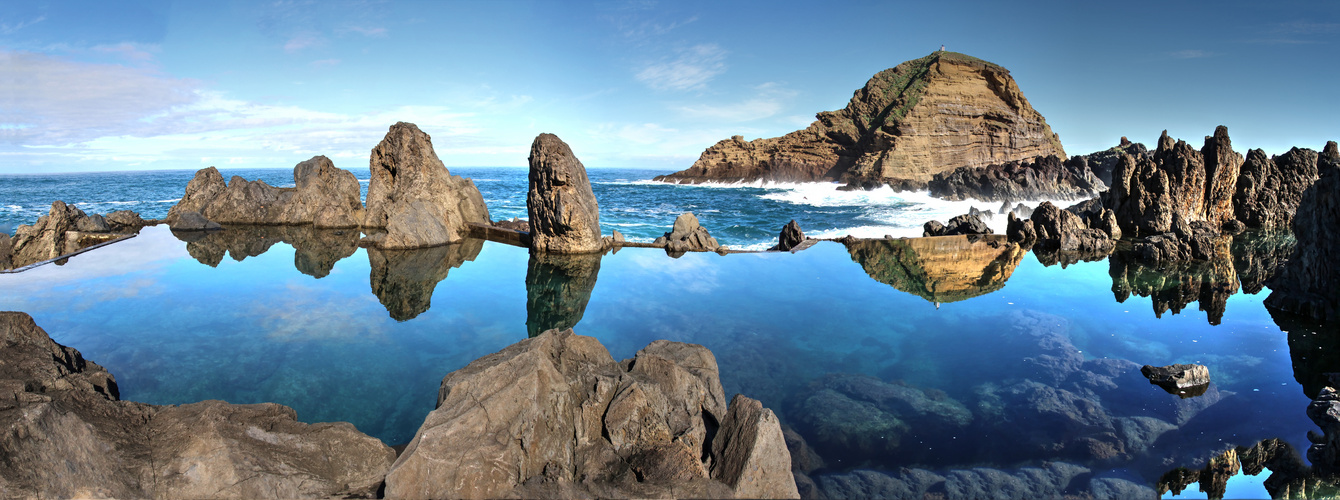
[172,225,359,278]
[1272,307,1340,399]
[368,239,483,321]
[842,235,1025,304]
[1108,240,1239,325]
[1232,230,1296,294]
[525,251,601,337]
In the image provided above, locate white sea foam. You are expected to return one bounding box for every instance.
[156,199,180,203]
[3,205,21,211]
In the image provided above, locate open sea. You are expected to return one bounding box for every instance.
[0,166,1326,499]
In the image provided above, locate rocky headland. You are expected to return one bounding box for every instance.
[654,51,1064,187]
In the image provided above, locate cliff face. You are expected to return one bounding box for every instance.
[655,52,1064,185]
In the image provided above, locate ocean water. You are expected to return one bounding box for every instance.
[0,166,1326,498]
[0,167,1053,248]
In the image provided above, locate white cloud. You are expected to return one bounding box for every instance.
[0,15,45,35]
[671,82,798,122]
[635,44,727,91]
[283,32,325,52]
[346,26,388,37]
[91,42,159,63]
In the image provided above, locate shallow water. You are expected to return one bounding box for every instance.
[0,222,1323,498]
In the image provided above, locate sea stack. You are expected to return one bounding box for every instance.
[655,51,1064,186]
[362,122,491,249]
[526,133,604,254]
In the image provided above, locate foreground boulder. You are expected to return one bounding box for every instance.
[384,328,797,499]
[654,212,721,253]
[0,311,395,498]
[1008,201,1115,255]
[527,133,604,254]
[362,122,491,248]
[1141,363,1211,398]
[166,156,363,228]
[1266,142,1340,321]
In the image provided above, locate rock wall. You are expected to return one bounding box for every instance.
[655,51,1064,185]
[527,133,604,254]
[1265,142,1340,321]
[363,122,491,248]
[1233,147,1320,230]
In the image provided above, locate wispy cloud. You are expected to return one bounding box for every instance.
[283,32,325,52]
[1169,49,1211,59]
[0,15,45,35]
[92,42,159,63]
[346,26,388,37]
[672,82,797,122]
[636,44,727,91]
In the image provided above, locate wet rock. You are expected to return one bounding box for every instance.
[928,154,1104,202]
[1005,212,1037,245]
[1265,142,1340,321]
[773,219,806,252]
[843,235,1025,304]
[923,213,992,236]
[1128,213,1224,262]
[168,210,223,232]
[384,328,796,499]
[661,212,720,253]
[1141,363,1211,398]
[527,133,604,254]
[368,239,483,321]
[526,251,602,337]
[0,311,395,499]
[363,122,491,249]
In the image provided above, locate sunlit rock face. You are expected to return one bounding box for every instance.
[362,122,491,249]
[843,235,1025,304]
[655,51,1064,186]
[527,133,604,254]
[166,156,363,228]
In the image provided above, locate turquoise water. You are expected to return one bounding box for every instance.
[0,221,1320,498]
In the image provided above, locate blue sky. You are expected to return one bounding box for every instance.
[1,0,1337,173]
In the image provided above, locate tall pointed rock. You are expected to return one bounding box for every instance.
[527,133,604,254]
[362,122,490,249]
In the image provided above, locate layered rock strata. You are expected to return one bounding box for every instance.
[927,155,1104,202]
[0,311,395,498]
[383,328,798,499]
[362,122,491,248]
[1265,142,1340,321]
[527,133,604,254]
[655,51,1064,186]
[843,235,1025,304]
[166,156,363,228]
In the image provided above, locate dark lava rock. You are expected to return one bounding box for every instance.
[927,154,1105,202]
[1266,142,1340,321]
[1232,230,1295,295]
[1141,363,1211,398]
[773,219,806,252]
[1234,147,1319,230]
[1080,137,1150,187]
[527,133,604,254]
[1128,214,1225,262]
[923,213,992,237]
[1025,201,1114,254]
[1102,127,1240,243]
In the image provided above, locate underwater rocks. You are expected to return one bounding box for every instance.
[1233,147,1320,230]
[384,328,798,499]
[0,311,395,498]
[655,51,1064,186]
[1141,363,1211,398]
[842,235,1024,304]
[527,133,604,254]
[362,122,491,249]
[654,212,721,254]
[1265,142,1340,321]
[927,154,1104,202]
[922,213,992,237]
[811,462,1151,500]
[166,156,363,228]
[525,251,602,336]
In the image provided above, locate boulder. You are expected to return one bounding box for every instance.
[104,210,148,230]
[383,328,797,499]
[660,212,720,253]
[8,201,85,268]
[75,213,110,232]
[1265,142,1340,321]
[289,155,365,228]
[923,213,992,237]
[0,311,395,499]
[527,133,604,254]
[1141,363,1211,398]
[1233,147,1319,229]
[772,219,806,251]
[363,122,491,249]
[1028,201,1114,254]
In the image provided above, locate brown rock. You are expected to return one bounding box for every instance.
[167,156,363,229]
[527,133,604,254]
[1103,127,1241,238]
[711,394,802,499]
[289,155,365,228]
[0,311,395,499]
[168,210,223,232]
[1029,201,1115,254]
[662,212,720,253]
[655,52,1064,186]
[843,235,1025,304]
[363,122,490,248]
[8,201,84,268]
[1265,142,1340,321]
[0,234,11,270]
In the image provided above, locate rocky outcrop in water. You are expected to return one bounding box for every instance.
[843,235,1024,304]
[168,210,222,231]
[0,311,395,498]
[654,212,720,254]
[526,251,602,336]
[368,239,483,321]
[1009,201,1116,258]
[772,219,806,252]
[166,156,363,228]
[384,328,798,499]
[1233,147,1319,229]
[5,201,143,269]
[922,213,992,237]
[362,122,491,249]
[527,133,604,254]
[927,155,1104,202]
[1141,364,1211,398]
[1265,142,1340,321]
[654,51,1064,186]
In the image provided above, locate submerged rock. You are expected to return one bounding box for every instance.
[843,235,1025,304]
[525,251,602,336]
[0,311,395,498]
[1141,363,1212,398]
[527,133,604,254]
[384,328,797,499]
[362,122,491,249]
[1266,142,1340,321]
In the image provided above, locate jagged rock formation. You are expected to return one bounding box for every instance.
[1234,147,1319,229]
[0,311,395,498]
[842,235,1024,303]
[171,225,360,279]
[362,122,490,249]
[772,219,806,251]
[5,201,143,269]
[527,133,604,254]
[1231,230,1295,294]
[1108,246,1239,325]
[525,251,602,336]
[1141,363,1211,398]
[654,51,1064,186]
[1265,142,1340,321]
[923,213,992,237]
[368,239,483,321]
[927,155,1104,202]
[654,212,720,254]
[383,328,798,499]
[1008,201,1116,256]
[1082,137,1149,187]
[166,156,363,228]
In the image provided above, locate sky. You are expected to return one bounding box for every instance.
[0,0,1337,174]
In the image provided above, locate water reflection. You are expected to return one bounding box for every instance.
[1233,230,1296,295]
[172,225,359,278]
[1108,240,1239,325]
[842,235,1025,304]
[368,239,483,321]
[525,251,601,337]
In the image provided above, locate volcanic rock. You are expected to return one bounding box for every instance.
[843,235,1025,304]
[655,51,1064,185]
[772,219,806,251]
[1265,142,1340,321]
[1232,230,1296,295]
[166,156,363,228]
[657,212,720,254]
[0,311,394,498]
[1102,127,1242,242]
[7,201,83,267]
[927,155,1103,202]
[383,328,797,499]
[289,155,365,228]
[168,210,223,232]
[1024,201,1115,254]
[526,133,604,253]
[1109,247,1238,325]
[1141,363,1211,398]
[922,213,992,237]
[104,210,148,230]
[362,122,490,249]
[1234,147,1319,229]
[1081,138,1150,187]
